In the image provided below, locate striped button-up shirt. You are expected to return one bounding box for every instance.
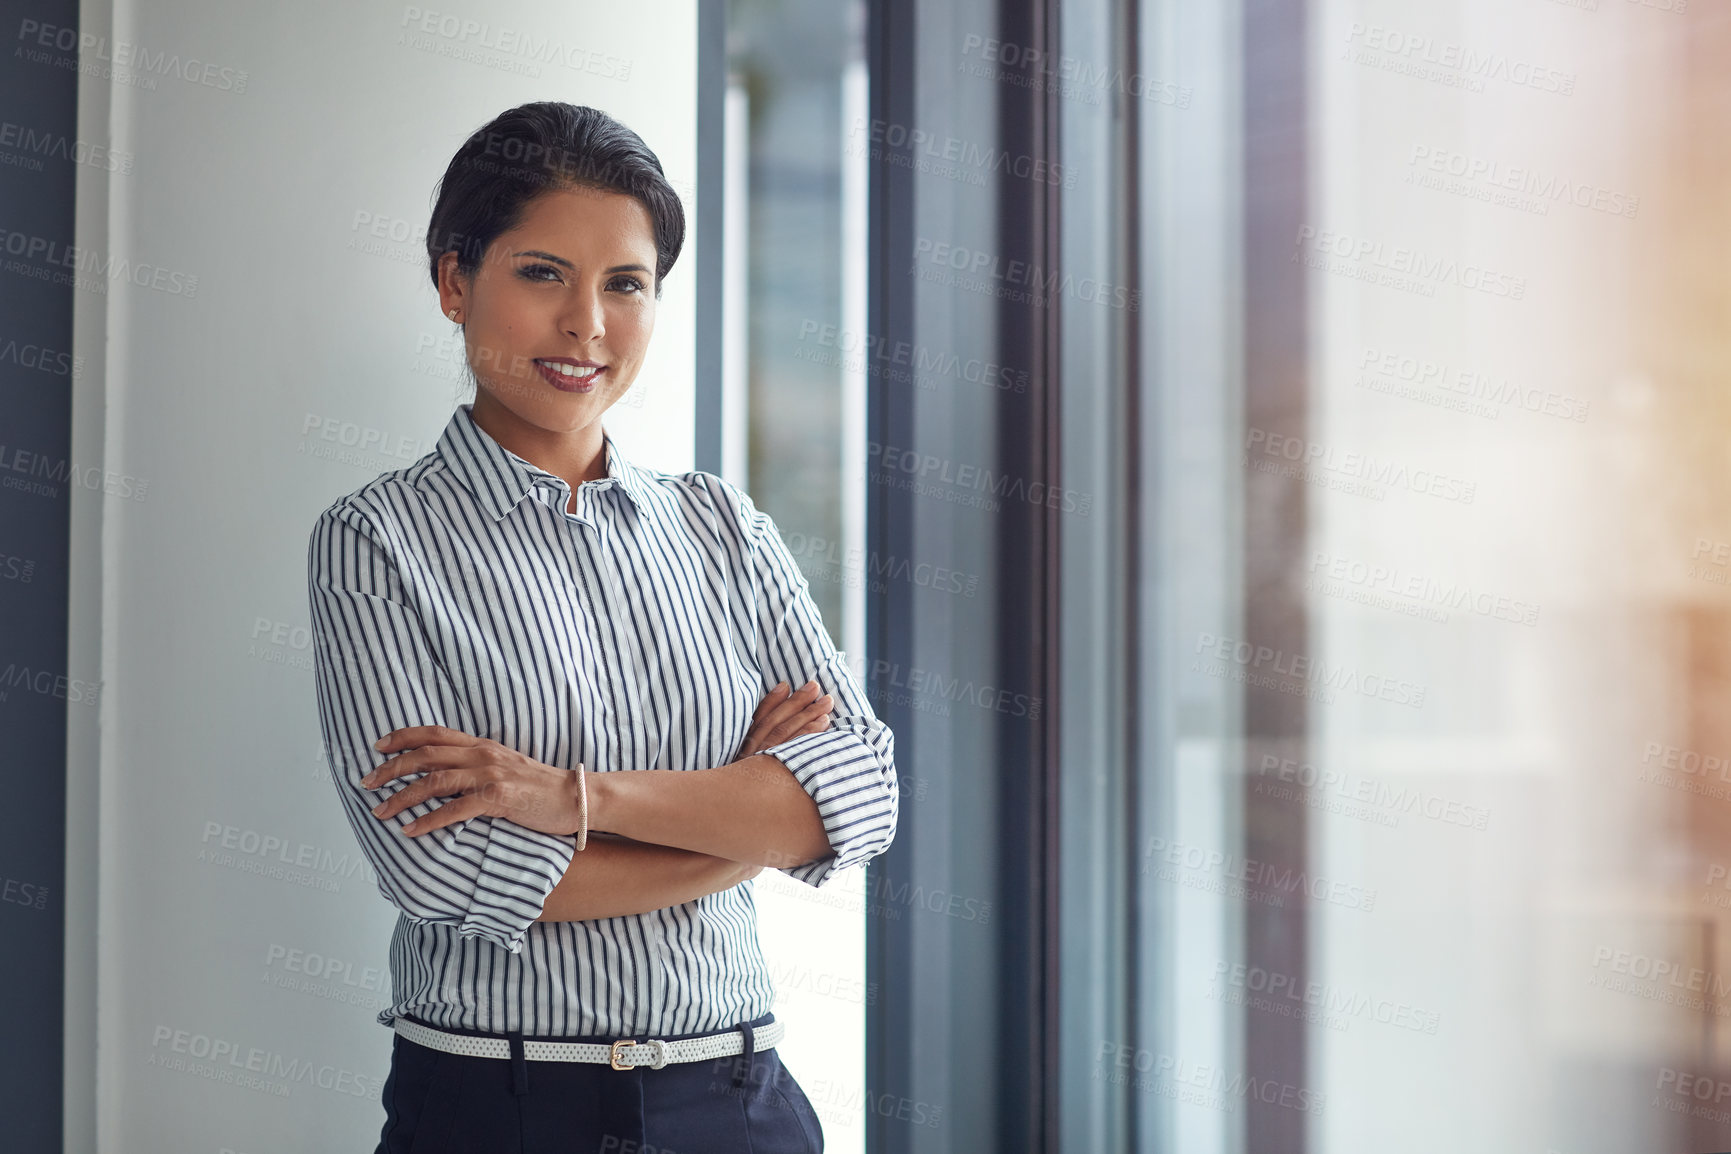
[305,402,898,1037]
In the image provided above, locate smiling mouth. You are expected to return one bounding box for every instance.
[535,359,604,392]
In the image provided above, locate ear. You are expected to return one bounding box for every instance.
[435,251,469,319]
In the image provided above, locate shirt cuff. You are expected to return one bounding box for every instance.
[759,728,897,888]
[454,818,578,953]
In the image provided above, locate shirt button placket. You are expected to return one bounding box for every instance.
[580,493,666,1018]
[585,500,623,773]
[562,498,611,781]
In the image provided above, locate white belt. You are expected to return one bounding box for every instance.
[393,1015,785,1071]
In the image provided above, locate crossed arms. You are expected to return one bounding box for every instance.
[306,488,899,953]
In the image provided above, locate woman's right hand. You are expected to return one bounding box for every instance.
[736,679,834,761]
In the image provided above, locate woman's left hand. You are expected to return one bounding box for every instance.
[735,680,834,761]
[361,726,583,838]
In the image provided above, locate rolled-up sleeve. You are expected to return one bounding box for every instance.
[714,481,899,888]
[306,499,576,954]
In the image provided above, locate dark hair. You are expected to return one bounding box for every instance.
[425,102,685,298]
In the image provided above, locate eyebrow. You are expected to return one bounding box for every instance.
[511,250,652,275]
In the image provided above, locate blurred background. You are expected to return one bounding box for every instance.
[4,0,1730,1151]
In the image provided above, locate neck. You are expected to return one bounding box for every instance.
[468,391,607,490]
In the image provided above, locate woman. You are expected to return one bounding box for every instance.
[306,102,898,1154]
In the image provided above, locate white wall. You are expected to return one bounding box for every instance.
[69,2,710,1149]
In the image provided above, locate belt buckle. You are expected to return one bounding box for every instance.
[609,1037,669,1070]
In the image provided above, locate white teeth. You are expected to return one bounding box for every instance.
[542,361,599,380]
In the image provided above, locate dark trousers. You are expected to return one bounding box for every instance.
[373,1012,824,1153]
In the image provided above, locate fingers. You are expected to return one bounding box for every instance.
[398,791,488,836]
[364,744,571,837]
[766,694,835,745]
[756,679,822,712]
[373,725,478,754]
[739,682,836,759]
[362,743,472,789]
[369,768,471,821]
[756,680,828,732]
[752,682,792,722]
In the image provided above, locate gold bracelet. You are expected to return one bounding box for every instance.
[573,761,589,852]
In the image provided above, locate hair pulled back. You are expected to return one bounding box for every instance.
[425,102,685,298]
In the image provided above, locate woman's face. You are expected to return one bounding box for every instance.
[437,185,659,436]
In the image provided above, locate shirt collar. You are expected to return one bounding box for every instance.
[434,403,651,521]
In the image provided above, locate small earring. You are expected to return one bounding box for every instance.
[447,308,460,323]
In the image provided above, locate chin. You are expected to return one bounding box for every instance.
[537,393,623,430]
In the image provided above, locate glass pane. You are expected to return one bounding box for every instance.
[727,1,872,1149]
[1115,2,1731,1152]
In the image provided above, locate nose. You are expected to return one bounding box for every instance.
[561,282,606,344]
